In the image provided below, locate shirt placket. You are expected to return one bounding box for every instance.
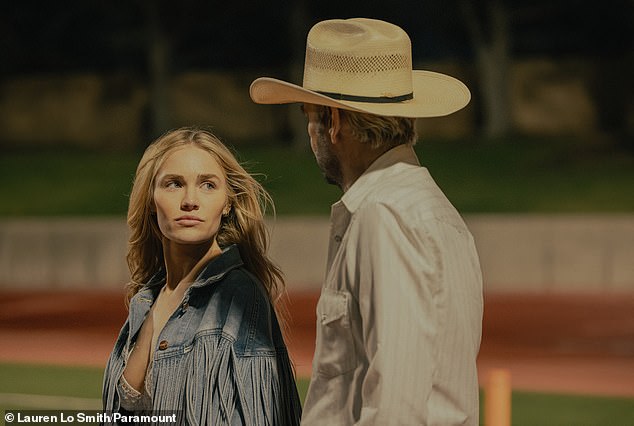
[326,201,351,280]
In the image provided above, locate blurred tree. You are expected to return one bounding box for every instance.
[459,0,512,137]
[1,0,632,144]
[144,0,172,140]
[429,0,633,140]
[287,0,312,150]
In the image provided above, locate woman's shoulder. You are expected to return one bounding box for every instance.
[193,246,268,311]
[196,266,280,351]
[218,267,274,324]
[212,266,269,306]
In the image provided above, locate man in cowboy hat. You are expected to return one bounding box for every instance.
[250,18,483,425]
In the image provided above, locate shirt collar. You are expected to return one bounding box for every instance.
[136,244,244,299]
[340,144,420,213]
[191,244,244,288]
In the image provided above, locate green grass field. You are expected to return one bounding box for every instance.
[1,137,633,216]
[0,363,633,425]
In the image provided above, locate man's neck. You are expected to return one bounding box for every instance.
[339,144,394,192]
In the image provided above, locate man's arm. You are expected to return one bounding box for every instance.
[354,203,443,425]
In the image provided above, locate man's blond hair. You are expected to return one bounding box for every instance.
[315,106,417,149]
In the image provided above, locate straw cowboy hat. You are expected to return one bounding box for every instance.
[250,18,470,118]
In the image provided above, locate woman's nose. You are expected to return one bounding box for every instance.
[181,190,199,210]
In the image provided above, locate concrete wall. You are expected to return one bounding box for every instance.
[468,215,634,293]
[0,218,129,289]
[1,215,632,293]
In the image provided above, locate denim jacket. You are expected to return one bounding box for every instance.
[102,244,301,425]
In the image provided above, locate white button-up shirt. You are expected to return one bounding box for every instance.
[301,145,483,425]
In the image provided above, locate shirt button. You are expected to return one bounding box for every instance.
[334,235,342,243]
[158,340,169,350]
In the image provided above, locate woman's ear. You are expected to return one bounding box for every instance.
[222,203,231,217]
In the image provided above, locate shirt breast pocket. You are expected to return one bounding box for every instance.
[315,289,356,377]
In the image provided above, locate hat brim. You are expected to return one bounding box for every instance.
[250,70,470,118]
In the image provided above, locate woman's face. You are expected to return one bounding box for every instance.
[152,145,229,246]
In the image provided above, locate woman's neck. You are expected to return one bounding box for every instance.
[161,239,223,290]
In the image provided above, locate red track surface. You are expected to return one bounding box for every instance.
[1,290,633,398]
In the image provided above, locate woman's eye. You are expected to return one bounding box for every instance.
[202,182,216,190]
[165,180,182,188]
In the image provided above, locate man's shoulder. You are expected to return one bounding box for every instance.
[362,166,451,210]
[357,166,466,229]
[374,163,437,196]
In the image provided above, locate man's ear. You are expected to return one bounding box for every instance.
[329,107,342,144]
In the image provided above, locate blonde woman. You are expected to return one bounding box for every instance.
[102,128,301,425]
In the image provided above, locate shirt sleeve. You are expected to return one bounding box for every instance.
[353,203,443,425]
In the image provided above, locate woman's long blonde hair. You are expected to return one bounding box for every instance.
[125,128,285,313]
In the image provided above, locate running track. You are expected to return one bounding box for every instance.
[0,290,633,398]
